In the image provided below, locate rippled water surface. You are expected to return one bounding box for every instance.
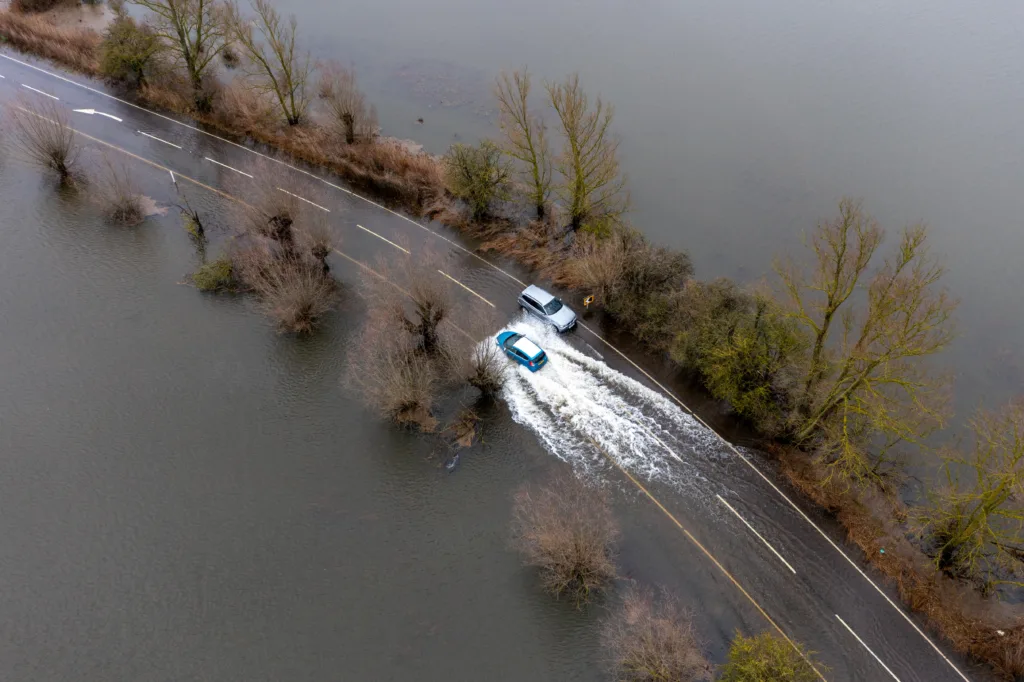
[284,0,1024,422]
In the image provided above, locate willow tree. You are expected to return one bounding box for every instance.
[777,199,956,482]
[130,0,229,109]
[494,69,552,220]
[546,73,626,233]
[230,0,311,125]
[916,401,1024,588]
[318,61,377,143]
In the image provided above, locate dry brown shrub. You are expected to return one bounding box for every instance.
[208,80,279,136]
[511,474,619,605]
[234,245,337,334]
[6,96,80,182]
[603,587,711,682]
[297,213,336,274]
[10,0,73,12]
[347,312,440,432]
[465,341,507,398]
[97,156,145,225]
[361,252,454,358]
[0,10,101,74]
[478,217,568,279]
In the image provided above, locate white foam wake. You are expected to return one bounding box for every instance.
[495,315,725,494]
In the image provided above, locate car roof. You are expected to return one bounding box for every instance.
[522,284,555,305]
[512,336,544,359]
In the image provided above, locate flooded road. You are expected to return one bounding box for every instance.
[0,53,996,680]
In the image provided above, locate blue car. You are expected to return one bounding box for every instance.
[496,331,548,372]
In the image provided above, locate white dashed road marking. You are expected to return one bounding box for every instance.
[139,131,182,149]
[716,494,797,575]
[836,615,902,681]
[204,157,253,178]
[277,187,330,212]
[21,83,58,100]
[356,224,410,254]
[437,270,495,307]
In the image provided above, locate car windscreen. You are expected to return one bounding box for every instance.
[502,333,522,349]
[542,298,563,315]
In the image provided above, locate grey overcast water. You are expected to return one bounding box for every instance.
[293,0,1024,423]
[0,0,1018,680]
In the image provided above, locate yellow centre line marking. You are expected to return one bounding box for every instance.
[591,441,828,682]
[437,270,495,308]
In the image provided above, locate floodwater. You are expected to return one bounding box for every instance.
[0,6,1008,675]
[288,0,1024,425]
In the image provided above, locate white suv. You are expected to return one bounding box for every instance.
[517,285,577,332]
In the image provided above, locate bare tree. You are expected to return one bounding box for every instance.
[602,587,712,682]
[348,314,440,431]
[777,200,956,483]
[916,400,1024,589]
[7,98,80,183]
[234,244,337,334]
[495,69,552,219]
[361,252,455,358]
[297,213,335,275]
[229,0,311,125]
[318,61,378,143]
[130,0,229,109]
[546,73,627,233]
[465,341,508,398]
[511,474,619,605]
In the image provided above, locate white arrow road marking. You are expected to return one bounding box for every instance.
[276,187,329,212]
[836,615,902,681]
[716,494,797,574]
[356,224,409,254]
[138,131,181,148]
[22,84,58,100]
[204,157,253,178]
[72,108,123,122]
[437,270,494,307]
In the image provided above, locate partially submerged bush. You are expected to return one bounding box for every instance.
[602,587,711,682]
[444,140,511,220]
[7,97,80,183]
[511,474,619,605]
[465,341,507,398]
[191,255,236,292]
[720,631,822,682]
[348,314,440,431]
[235,246,337,334]
[98,157,145,225]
